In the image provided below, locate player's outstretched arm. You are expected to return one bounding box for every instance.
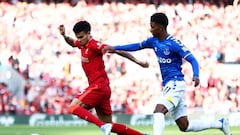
[113,50,149,68]
[103,45,149,68]
[58,25,76,47]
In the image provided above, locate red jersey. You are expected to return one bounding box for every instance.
[74,39,109,86]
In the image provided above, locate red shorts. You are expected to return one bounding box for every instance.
[75,84,112,115]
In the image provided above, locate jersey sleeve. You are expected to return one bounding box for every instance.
[185,54,199,77]
[114,43,141,51]
[114,37,153,51]
[140,38,153,48]
[99,44,109,54]
[171,41,192,59]
[74,40,81,48]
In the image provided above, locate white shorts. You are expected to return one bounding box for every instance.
[157,80,187,120]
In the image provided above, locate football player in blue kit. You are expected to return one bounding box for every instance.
[103,12,232,135]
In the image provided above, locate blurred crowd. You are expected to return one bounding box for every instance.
[0,0,239,7]
[0,0,240,115]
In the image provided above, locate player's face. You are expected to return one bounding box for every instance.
[150,22,162,37]
[75,31,90,46]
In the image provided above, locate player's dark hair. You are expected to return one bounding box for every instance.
[151,13,168,29]
[73,20,91,34]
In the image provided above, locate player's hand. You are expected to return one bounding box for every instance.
[59,24,65,36]
[138,61,149,68]
[103,46,115,52]
[192,77,200,87]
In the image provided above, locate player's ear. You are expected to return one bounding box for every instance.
[159,25,164,31]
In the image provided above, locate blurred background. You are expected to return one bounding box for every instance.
[0,0,239,118]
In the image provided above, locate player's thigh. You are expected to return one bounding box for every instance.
[173,102,189,131]
[95,100,112,122]
[171,98,188,120]
[96,99,112,123]
[95,85,112,116]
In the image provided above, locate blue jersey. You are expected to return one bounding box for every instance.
[114,34,199,86]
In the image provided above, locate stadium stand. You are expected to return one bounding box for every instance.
[0,0,239,115]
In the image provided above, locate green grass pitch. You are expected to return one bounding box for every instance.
[0,125,239,135]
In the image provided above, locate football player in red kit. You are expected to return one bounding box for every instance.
[59,21,149,135]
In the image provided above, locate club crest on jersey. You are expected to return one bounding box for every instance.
[97,42,102,49]
[163,48,170,55]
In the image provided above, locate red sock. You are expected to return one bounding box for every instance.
[68,105,104,127]
[112,123,143,135]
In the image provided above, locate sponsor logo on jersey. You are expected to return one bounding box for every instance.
[158,57,172,63]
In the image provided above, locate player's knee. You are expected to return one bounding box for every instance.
[178,125,188,132]
[176,121,188,132]
[179,126,187,132]
[153,104,168,114]
[176,116,189,132]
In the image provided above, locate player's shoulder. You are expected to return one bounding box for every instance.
[166,34,177,42]
[148,36,157,40]
[88,39,98,45]
[166,35,185,47]
[87,39,100,47]
[87,39,107,51]
[144,36,158,43]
